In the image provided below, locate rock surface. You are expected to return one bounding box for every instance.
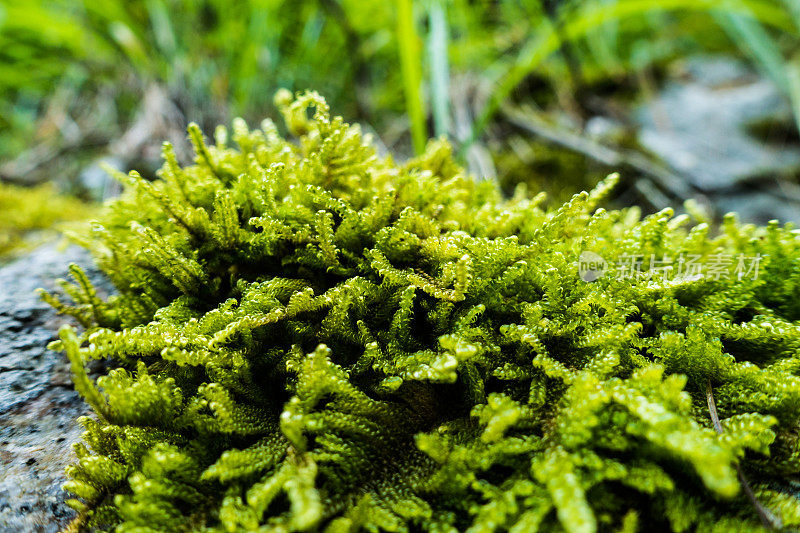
[634,55,800,224]
[636,55,800,192]
[0,243,106,532]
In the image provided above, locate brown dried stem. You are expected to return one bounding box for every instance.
[706,380,781,530]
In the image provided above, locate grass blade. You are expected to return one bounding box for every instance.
[716,1,800,135]
[465,0,796,149]
[786,62,800,138]
[427,0,451,138]
[397,0,427,154]
[715,5,788,91]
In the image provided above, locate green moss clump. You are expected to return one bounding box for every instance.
[0,183,93,259]
[46,91,800,532]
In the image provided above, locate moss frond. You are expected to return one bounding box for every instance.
[45,90,800,532]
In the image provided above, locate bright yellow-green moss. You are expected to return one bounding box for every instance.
[46,91,800,532]
[0,182,92,259]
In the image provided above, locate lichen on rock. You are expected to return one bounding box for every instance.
[45,91,800,531]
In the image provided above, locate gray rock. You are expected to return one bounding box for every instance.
[635,56,800,192]
[78,156,124,202]
[714,188,800,226]
[680,55,755,88]
[0,243,107,532]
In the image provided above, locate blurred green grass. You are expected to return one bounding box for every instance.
[1,0,800,192]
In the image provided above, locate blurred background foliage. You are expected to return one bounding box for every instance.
[2,0,800,256]
[0,182,93,259]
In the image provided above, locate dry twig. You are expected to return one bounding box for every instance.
[502,103,697,205]
[706,380,781,530]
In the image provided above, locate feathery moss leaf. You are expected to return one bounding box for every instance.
[47,90,800,532]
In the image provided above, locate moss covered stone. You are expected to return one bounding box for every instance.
[45,91,800,532]
[0,183,92,260]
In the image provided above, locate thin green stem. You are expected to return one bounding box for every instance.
[397,0,427,154]
[427,0,450,138]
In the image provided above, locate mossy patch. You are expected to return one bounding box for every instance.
[46,91,800,532]
[0,183,93,260]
